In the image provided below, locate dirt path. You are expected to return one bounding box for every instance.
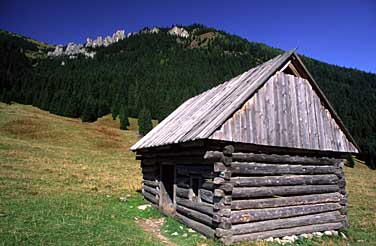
[136,218,175,246]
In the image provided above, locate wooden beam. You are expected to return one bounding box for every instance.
[175,212,216,239]
[230,203,341,224]
[231,222,343,243]
[176,197,213,215]
[232,192,341,210]
[231,162,335,175]
[231,174,338,187]
[231,211,343,235]
[231,152,336,165]
[232,185,339,198]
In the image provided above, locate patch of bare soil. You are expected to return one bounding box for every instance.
[136,218,175,246]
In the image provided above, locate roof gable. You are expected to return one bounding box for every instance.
[131,50,359,153]
[210,71,359,153]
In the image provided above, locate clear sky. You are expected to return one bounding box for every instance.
[1,0,375,73]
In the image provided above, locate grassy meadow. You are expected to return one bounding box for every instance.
[0,102,375,245]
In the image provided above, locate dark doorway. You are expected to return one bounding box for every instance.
[160,165,175,215]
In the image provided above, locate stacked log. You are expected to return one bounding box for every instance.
[174,159,216,238]
[206,149,347,245]
[141,159,160,206]
[335,159,348,228]
[206,145,235,245]
[140,147,348,244]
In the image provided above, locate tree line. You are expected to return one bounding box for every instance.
[0,25,375,168]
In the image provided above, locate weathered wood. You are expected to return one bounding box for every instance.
[231,211,343,235]
[219,170,231,180]
[141,149,207,159]
[143,184,158,196]
[254,93,262,144]
[133,59,358,153]
[223,145,235,156]
[287,74,300,147]
[219,183,234,193]
[217,208,231,217]
[274,73,281,146]
[214,189,225,198]
[294,76,304,148]
[176,187,190,199]
[232,192,341,210]
[313,94,325,149]
[214,162,227,172]
[231,162,335,175]
[175,212,215,239]
[213,196,232,207]
[213,177,225,184]
[216,228,233,237]
[232,185,339,198]
[176,176,190,188]
[201,181,216,190]
[176,165,214,178]
[176,197,213,215]
[231,152,336,165]
[230,203,341,224]
[145,155,211,165]
[231,222,343,243]
[143,190,158,205]
[231,174,338,187]
[142,179,159,187]
[213,215,232,229]
[265,76,274,145]
[200,189,214,204]
[280,72,288,146]
[308,82,320,149]
[176,205,214,227]
[205,151,232,166]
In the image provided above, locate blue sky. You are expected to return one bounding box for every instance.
[1,0,375,73]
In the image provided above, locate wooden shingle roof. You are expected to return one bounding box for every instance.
[131,50,359,152]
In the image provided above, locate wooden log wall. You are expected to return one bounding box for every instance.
[141,158,160,206]
[335,159,348,227]
[174,160,216,238]
[140,147,217,239]
[202,145,235,245]
[205,148,347,245]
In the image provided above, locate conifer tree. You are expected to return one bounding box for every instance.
[97,100,110,118]
[138,107,153,135]
[111,103,119,120]
[81,98,98,122]
[119,104,130,130]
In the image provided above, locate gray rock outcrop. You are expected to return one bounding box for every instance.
[168,26,189,38]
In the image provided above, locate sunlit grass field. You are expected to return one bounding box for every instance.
[0,103,375,245]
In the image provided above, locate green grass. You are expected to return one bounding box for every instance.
[0,102,375,246]
[0,193,162,245]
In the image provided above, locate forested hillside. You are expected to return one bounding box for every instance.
[0,24,375,167]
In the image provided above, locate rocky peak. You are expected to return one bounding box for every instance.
[167,26,189,38]
[47,26,191,60]
[85,30,125,48]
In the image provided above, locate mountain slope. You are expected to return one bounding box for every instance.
[0,24,375,167]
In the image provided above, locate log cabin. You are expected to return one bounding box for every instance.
[130,49,359,244]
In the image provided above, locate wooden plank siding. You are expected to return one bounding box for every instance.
[210,72,358,152]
